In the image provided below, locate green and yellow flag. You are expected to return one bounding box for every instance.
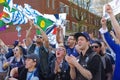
[35,16,54,35]
[0,0,6,5]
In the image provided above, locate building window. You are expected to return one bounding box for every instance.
[74,8,79,19]
[46,0,50,8]
[60,2,65,13]
[52,0,55,10]
[65,5,69,14]
[68,0,73,2]
[73,0,78,5]
[66,20,70,31]
[71,7,74,17]
[81,25,87,32]
[72,22,76,32]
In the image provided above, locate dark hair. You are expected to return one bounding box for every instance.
[92,40,102,47]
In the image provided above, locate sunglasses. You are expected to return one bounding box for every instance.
[91,46,99,48]
[56,48,65,51]
[36,36,42,38]
[13,49,19,52]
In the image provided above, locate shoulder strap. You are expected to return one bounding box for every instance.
[87,52,97,63]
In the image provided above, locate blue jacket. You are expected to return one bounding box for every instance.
[103,32,120,80]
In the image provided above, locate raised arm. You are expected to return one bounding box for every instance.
[34,25,49,48]
[105,4,120,41]
[56,26,64,43]
[110,30,120,44]
[99,17,119,54]
[25,20,34,47]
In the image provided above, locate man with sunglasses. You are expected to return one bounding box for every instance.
[25,20,50,80]
[92,40,113,80]
[91,41,102,55]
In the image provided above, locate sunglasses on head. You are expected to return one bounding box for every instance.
[91,46,99,48]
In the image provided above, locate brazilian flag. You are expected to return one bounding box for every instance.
[35,16,54,35]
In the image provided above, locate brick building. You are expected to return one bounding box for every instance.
[0,0,100,45]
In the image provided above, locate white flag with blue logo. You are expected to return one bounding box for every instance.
[44,13,67,47]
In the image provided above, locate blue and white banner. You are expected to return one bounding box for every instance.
[3,4,28,25]
[22,4,43,19]
[44,13,67,26]
[44,13,67,47]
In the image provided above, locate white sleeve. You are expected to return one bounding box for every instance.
[99,27,108,34]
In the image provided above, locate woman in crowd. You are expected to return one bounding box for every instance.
[48,43,71,80]
[3,45,26,78]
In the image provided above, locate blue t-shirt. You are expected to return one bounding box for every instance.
[26,68,39,80]
[65,45,79,57]
[34,46,40,56]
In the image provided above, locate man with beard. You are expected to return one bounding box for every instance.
[25,20,50,80]
[56,26,79,57]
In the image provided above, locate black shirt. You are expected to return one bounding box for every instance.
[76,47,105,80]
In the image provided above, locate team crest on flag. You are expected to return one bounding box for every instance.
[35,16,54,35]
[44,13,67,47]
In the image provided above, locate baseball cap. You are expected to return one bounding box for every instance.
[25,54,40,65]
[74,32,90,41]
[92,40,102,47]
[13,40,19,47]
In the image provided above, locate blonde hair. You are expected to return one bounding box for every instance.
[58,43,66,55]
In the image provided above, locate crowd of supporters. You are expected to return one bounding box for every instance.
[0,4,119,80]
